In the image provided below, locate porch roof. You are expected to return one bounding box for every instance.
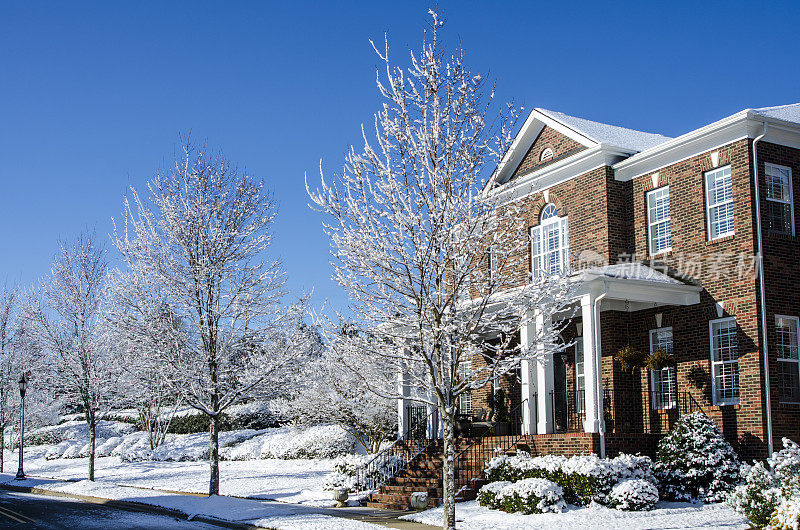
[572,263,701,311]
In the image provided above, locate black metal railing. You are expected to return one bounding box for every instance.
[550,388,586,434]
[452,397,532,499]
[354,405,438,492]
[643,390,704,434]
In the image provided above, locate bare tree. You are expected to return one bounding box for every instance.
[24,233,119,481]
[112,140,305,496]
[0,285,20,472]
[308,12,576,528]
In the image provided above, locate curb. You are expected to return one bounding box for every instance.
[0,482,265,530]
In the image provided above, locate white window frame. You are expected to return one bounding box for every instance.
[574,337,585,413]
[647,186,672,255]
[530,203,569,278]
[764,163,795,236]
[540,148,554,162]
[705,165,735,240]
[775,314,800,403]
[709,317,740,406]
[488,243,497,282]
[649,327,676,410]
[457,360,473,415]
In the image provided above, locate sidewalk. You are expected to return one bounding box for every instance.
[0,473,438,530]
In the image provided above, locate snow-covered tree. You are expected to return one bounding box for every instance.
[0,285,22,471]
[307,12,576,528]
[112,140,308,496]
[23,233,120,481]
[293,327,396,453]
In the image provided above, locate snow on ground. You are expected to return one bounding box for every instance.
[400,499,748,529]
[0,474,381,529]
[4,447,339,506]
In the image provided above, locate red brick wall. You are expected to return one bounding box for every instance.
[511,125,586,179]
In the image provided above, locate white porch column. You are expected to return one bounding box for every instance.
[581,294,603,433]
[534,311,554,434]
[519,310,538,434]
[397,366,410,439]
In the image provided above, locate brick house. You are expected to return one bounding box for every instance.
[395,103,800,462]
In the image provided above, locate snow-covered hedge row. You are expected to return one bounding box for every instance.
[654,412,740,502]
[477,478,566,514]
[485,451,655,506]
[220,424,355,460]
[728,438,800,529]
[27,420,137,448]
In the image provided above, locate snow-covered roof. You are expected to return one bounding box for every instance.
[536,108,672,153]
[750,103,800,124]
[580,263,682,285]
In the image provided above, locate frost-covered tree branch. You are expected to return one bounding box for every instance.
[111,139,309,496]
[308,11,576,529]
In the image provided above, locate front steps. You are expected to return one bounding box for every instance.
[364,437,532,511]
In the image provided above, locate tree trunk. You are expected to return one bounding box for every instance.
[209,413,220,496]
[88,417,96,481]
[441,410,456,530]
[0,422,4,473]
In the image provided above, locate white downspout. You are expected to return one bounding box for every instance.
[751,121,774,455]
[593,287,608,458]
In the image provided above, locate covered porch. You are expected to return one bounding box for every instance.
[397,264,702,452]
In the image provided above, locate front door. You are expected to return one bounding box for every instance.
[553,352,568,432]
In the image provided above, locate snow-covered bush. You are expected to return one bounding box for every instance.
[484,451,656,505]
[493,478,566,514]
[769,497,800,530]
[728,462,783,528]
[729,438,800,528]
[477,481,512,509]
[654,412,740,502]
[609,479,659,511]
[323,453,405,491]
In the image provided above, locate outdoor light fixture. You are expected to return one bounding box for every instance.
[15,372,28,480]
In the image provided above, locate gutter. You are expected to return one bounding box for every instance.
[593,287,608,458]
[751,121,774,455]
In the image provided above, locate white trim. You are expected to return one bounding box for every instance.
[709,316,740,406]
[540,147,554,162]
[574,337,585,413]
[705,165,735,240]
[764,163,795,236]
[775,314,800,403]
[530,207,569,278]
[646,186,672,255]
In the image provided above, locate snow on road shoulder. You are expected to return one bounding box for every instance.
[400,499,748,529]
[0,473,382,529]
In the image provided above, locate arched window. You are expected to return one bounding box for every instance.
[540,148,554,162]
[531,203,569,277]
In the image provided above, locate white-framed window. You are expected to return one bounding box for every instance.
[647,186,672,254]
[540,148,554,162]
[574,337,585,413]
[764,163,794,235]
[776,315,800,403]
[488,243,497,282]
[705,165,735,240]
[709,317,740,405]
[531,203,569,277]
[457,360,473,414]
[649,327,676,410]
[456,254,471,301]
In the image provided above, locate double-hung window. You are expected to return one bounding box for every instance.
[710,317,740,405]
[574,337,585,413]
[531,203,569,277]
[764,163,794,235]
[705,166,735,240]
[488,244,497,282]
[647,186,672,254]
[776,315,800,403]
[457,360,473,415]
[650,327,676,409]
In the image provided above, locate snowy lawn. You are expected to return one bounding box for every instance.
[400,499,749,529]
[3,446,340,507]
[0,473,381,529]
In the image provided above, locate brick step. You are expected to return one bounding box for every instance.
[365,497,443,511]
[389,477,442,487]
[380,486,443,496]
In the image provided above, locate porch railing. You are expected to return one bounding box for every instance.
[549,388,586,434]
[643,390,704,434]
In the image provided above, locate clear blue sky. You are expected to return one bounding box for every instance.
[1,1,799,313]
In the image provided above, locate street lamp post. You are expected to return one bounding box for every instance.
[15,373,27,480]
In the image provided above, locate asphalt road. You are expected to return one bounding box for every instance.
[0,490,221,529]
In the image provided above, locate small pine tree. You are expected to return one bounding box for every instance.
[654,412,740,502]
